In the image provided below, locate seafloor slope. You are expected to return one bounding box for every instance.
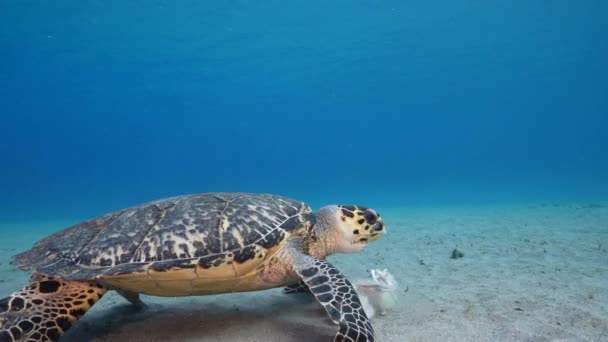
[1,203,606,341]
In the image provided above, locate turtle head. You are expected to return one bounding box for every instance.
[308,205,385,257]
[334,205,385,252]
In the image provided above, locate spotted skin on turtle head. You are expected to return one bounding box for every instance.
[292,252,374,342]
[0,275,106,342]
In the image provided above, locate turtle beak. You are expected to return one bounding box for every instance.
[369,217,385,241]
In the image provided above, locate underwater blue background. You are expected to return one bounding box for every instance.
[1,0,607,222]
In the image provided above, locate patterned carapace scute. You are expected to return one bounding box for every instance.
[11,193,315,280]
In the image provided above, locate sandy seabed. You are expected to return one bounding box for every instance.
[1,203,607,341]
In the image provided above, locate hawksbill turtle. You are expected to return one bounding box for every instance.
[0,193,386,342]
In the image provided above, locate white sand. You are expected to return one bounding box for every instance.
[1,204,607,341]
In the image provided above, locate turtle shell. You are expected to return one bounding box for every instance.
[12,193,315,281]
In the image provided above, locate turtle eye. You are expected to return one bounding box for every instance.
[363,209,377,225]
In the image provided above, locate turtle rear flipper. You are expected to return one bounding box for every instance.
[115,290,146,309]
[0,275,106,342]
[291,253,375,342]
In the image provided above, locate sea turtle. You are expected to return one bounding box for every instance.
[0,193,385,342]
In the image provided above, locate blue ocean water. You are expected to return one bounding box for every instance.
[1,1,607,222]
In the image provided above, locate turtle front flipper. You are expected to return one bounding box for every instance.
[291,254,375,342]
[0,275,106,342]
[283,281,310,294]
